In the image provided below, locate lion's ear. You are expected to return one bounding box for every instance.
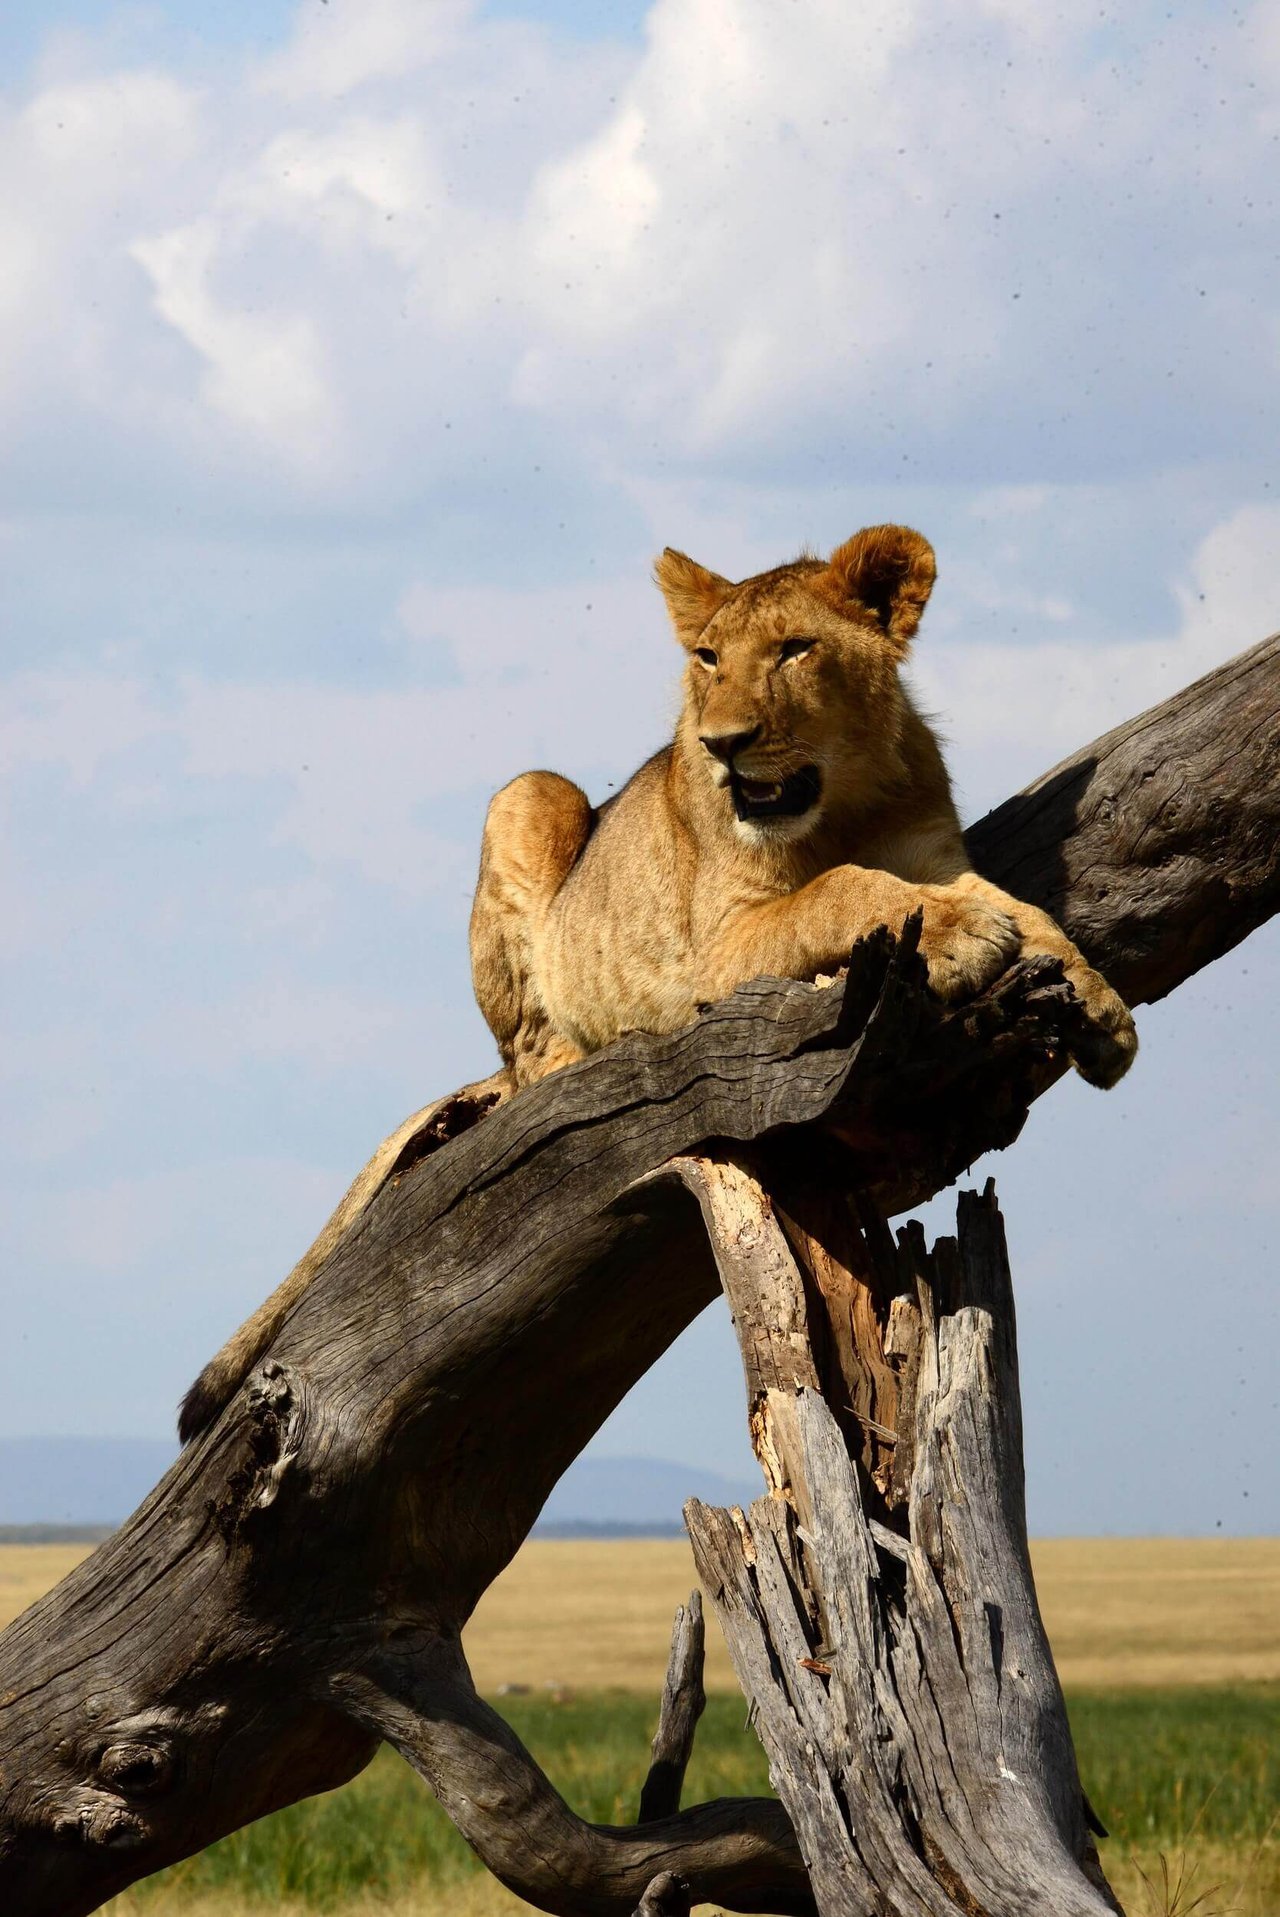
[653,548,733,645]
[818,525,936,652]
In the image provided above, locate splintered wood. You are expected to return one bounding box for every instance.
[682,1166,1124,1917]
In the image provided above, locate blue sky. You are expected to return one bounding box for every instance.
[2,0,1278,1535]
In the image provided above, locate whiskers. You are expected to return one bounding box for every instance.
[734,743,826,782]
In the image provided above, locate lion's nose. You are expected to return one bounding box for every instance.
[700,725,760,766]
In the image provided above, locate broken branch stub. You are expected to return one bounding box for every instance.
[638,1591,707,1824]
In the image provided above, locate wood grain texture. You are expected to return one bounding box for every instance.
[2,632,1278,1916]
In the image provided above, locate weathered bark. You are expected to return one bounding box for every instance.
[1,631,1277,1917]
[683,1166,1122,1915]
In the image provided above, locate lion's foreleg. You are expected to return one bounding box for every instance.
[947,871,1137,1086]
[698,864,1022,1008]
[469,771,593,1087]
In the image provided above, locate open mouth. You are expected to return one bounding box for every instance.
[730,764,822,823]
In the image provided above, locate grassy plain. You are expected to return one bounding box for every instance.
[93,1687,1280,1917]
[8,1536,1278,1689]
[5,1538,1278,1915]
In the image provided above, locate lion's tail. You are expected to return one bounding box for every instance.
[177,1073,510,1443]
[178,1267,315,1442]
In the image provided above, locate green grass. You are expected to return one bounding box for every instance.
[114,1694,773,1910]
[1069,1686,1279,1851]
[113,1687,1279,1911]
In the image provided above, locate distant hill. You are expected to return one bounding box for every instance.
[0,1438,177,1527]
[533,1454,759,1537]
[0,1439,757,1538]
[0,1524,114,1545]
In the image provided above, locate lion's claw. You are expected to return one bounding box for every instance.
[1066,969,1138,1088]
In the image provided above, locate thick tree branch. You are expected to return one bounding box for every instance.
[333,1642,807,1917]
[967,630,1280,1005]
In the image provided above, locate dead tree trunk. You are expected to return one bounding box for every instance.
[1,633,1278,1917]
[682,1159,1119,1915]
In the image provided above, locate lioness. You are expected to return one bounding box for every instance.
[178,525,1134,1444]
[470,524,1136,1091]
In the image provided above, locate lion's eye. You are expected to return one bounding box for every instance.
[693,647,717,669]
[779,637,815,663]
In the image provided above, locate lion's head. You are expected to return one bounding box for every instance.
[654,524,936,841]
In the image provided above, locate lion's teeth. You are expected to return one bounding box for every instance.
[739,776,784,804]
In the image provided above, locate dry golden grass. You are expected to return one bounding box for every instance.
[5,1535,1279,1691]
[1107,1841,1280,1917]
[0,1543,92,1632]
[1028,1538,1280,1690]
[464,1537,740,1692]
[465,1535,1280,1693]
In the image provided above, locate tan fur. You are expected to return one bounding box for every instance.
[471,524,1137,1093]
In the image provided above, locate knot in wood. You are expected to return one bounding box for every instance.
[96,1737,176,1798]
[246,1357,296,1430]
[213,1359,306,1537]
[245,1360,304,1502]
[51,1792,149,1851]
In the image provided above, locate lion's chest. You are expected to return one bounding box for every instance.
[538,806,704,1048]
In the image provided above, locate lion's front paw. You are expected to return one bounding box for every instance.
[1066,967,1138,1088]
[917,889,1022,1002]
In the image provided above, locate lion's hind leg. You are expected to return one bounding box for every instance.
[470,770,593,1086]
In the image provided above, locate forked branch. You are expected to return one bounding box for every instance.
[333,1646,808,1917]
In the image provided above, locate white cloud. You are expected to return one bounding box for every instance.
[254,0,474,103]
[0,67,201,421]
[257,116,442,253]
[0,670,165,787]
[133,219,340,464]
[915,501,1280,807]
[1,570,673,904]
[3,0,1278,502]
[141,981,405,1078]
[1173,503,1280,662]
[509,0,1280,466]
